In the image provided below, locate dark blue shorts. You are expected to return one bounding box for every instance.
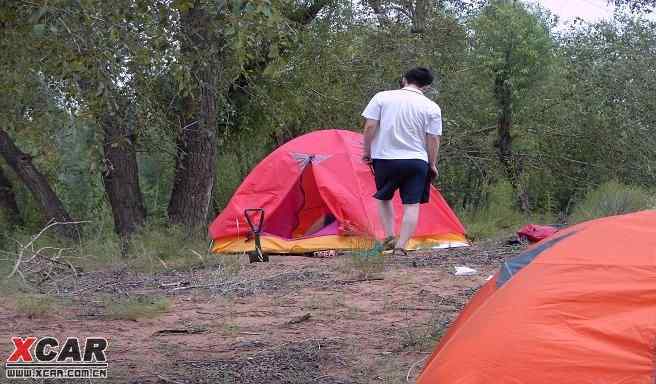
[372,159,430,204]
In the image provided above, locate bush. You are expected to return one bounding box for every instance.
[460,181,526,240]
[570,181,655,223]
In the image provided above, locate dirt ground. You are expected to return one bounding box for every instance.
[0,240,522,384]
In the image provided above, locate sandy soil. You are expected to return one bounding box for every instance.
[0,240,522,384]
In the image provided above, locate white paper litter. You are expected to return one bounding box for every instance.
[454,266,478,276]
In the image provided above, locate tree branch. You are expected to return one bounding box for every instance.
[286,0,332,25]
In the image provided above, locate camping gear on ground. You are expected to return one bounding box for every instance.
[312,250,337,258]
[453,266,477,276]
[516,223,559,243]
[244,208,268,263]
[208,129,467,254]
[418,210,656,384]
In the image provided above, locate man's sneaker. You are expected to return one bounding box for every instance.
[391,248,408,256]
[382,236,397,251]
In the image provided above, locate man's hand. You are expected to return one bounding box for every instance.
[362,119,379,165]
[429,164,439,180]
[426,134,440,180]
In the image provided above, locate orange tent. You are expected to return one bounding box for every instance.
[209,129,467,254]
[418,210,656,384]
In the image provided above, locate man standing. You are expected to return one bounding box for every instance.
[361,67,442,254]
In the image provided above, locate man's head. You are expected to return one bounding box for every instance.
[401,67,434,92]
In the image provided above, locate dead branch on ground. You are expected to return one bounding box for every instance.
[6,220,90,289]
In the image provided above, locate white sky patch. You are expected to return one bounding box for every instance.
[532,0,615,23]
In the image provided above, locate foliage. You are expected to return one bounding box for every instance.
[570,181,655,223]
[460,181,527,239]
[1,0,656,261]
[610,0,656,12]
[470,1,556,94]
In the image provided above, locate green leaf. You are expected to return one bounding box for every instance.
[32,24,47,37]
[175,0,194,13]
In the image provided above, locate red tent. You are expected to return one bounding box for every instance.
[209,129,466,253]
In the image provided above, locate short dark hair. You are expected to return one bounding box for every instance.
[404,67,434,87]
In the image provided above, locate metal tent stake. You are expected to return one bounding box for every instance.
[244,208,268,263]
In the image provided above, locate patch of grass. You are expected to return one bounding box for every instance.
[336,235,386,280]
[222,323,241,336]
[15,294,58,318]
[0,278,22,296]
[349,251,385,278]
[398,324,435,351]
[126,225,217,273]
[570,181,655,223]
[396,301,453,353]
[104,294,171,320]
[216,253,242,278]
[340,241,386,280]
[72,222,224,274]
[302,294,348,317]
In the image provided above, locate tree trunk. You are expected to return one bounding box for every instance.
[168,5,218,230]
[412,0,429,33]
[0,165,22,226]
[76,74,146,243]
[100,106,147,241]
[0,128,78,238]
[494,74,530,212]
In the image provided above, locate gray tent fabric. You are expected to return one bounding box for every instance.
[497,232,577,287]
[291,153,331,169]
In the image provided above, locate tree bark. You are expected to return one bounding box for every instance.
[0,128,78,238]
[100,105,147,241]
[0,164,22,226]
[494,73,530,212]
[168,4,218,230]
[412,0,429,33]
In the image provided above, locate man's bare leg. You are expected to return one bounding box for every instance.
[397,203,420,249]
[377,199,395,239]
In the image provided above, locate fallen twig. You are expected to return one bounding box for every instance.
[157,375,186,384]
[407,355,429,382]
[153,328,207,336]
[7,220,89,281]
[289,313,312,324]
[337,277,384,284]
[159,281,190,288]
[196,311,224,316]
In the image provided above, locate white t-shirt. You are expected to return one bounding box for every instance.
[361,87,442,162]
